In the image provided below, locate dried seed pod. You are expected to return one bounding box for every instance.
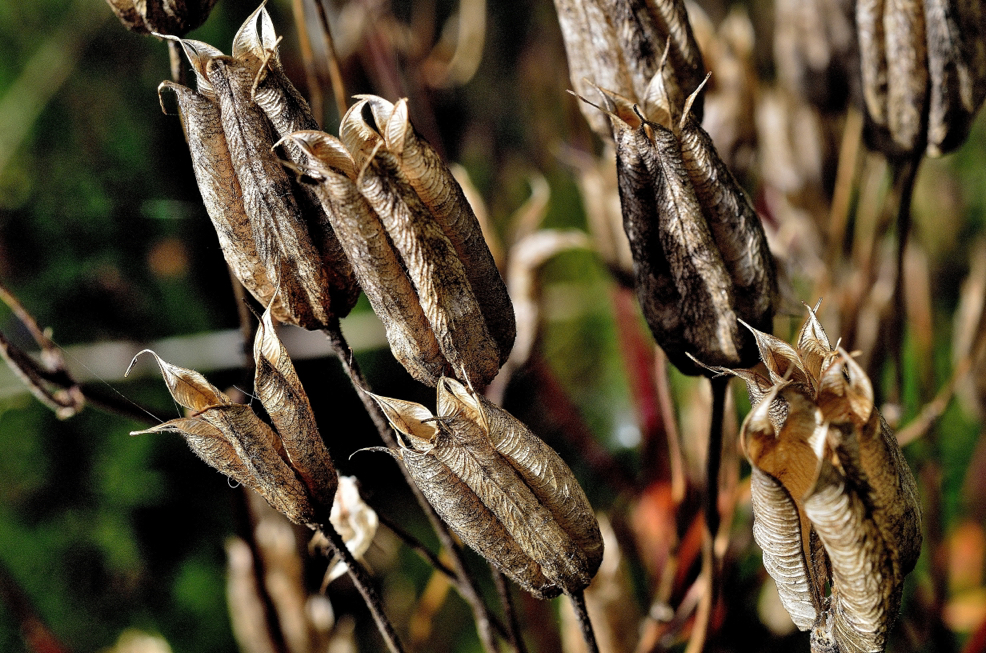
[369,393,559,599]
[369,380,603,598]
[552,0,705,140]
[105,0,217,36]
[288,130,447,385]
[884,0,928,152]
[128,351,317,526]
[232,6,360,317]
[354,139,501,387]
[207,54,336,329]
[130,304,338,526]
[730,306,922,652]
[382,98,516,364]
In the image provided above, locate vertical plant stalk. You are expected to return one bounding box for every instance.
[311,0,348,119]
[317,519,406,653]
[569,590,600,653]
[494,571,529,653]
[321,320,502,653]
[291,0,323,127]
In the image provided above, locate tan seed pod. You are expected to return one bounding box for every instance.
[857,0,889,128]
[254,305,337,515]
[207,54,334,329]
[884,0,929,152]
[128,351,316,526]
[288,130,448,386]
[438,378,604,575]
[381,98,516,364]
[157,78,292,326]
[355,145,500,387]
[231,7,360,317]
[368,393,559,599]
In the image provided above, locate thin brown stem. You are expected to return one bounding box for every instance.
[494,571,528,653]
[322,320,502,653]
[312,0,348,119]
[291,0,323,127]
[683,534,714,653]
[569,590,600,653]
[318,520,405,653]
[377,512,457,580]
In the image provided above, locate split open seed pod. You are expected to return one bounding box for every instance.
[726,305,921,653]
[585,70,776,375]
[130,304,337,527]
[368,378,602,598]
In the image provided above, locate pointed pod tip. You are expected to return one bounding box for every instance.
[126,349,158,378]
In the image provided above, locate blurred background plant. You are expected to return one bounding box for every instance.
[0,0,985,652]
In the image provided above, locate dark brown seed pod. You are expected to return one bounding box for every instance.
[207,54,334,329]
[287,130,448,386]
[368,394,559,599]
[884,0,928,152]
[105,0,217,36]
[355,142,500,387]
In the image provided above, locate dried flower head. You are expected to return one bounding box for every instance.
[368,378,603,598]
[130,305,337,528]
[722,305,921,652]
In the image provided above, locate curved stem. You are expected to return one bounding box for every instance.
[318,520,405,653]
[494,571,528,653]
[322,321,503,653]
[568,590,600,653]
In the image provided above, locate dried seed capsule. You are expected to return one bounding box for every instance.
[355,143,500,387]
[207,54,335,329]
[369,394,559,599]
[232,6,360,317]
[287,130,447,385]
[885,0,929,152]
[731,306,921,653]
[369,380,603,597]
[128,351,317,526]
[106,0,217,36]
[382,98,516,364]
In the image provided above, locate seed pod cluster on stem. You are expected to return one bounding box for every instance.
[857,0,986,156]
[584,61,777,375]
[283,94,516,389]
[129,304,338,528]
[157,5,359,330]
[368,377,603,599]
[713,305,922,653]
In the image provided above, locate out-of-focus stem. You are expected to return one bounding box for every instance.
[317,520,405,653]
[291,0,323,126]
[569,590,600,653]
[311,0,348,119]
[494,571,528,653]
[322,320,501,653]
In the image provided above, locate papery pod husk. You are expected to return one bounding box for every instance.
[355,146,500,387]
[232,7,360,316]
[106,0,217,36]
[254,306,337,514]
[378,98,516,365]
[368,394,559,599]
[437,378,604,576]
[157,79,292,326]
[206,54,335,330]
[290,130,447,386]
[610,109,746,373]
[884,0,929,153]
[129,352,316,525]
[805,454,896,653]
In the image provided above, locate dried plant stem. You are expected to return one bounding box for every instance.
[886,155,922,402]
[683,535,714,653]
[377,512,457,580]
[568,590,600,653]
[291,0,323,126]
[494,571,529,653]
[311,0,348,119]
[655,350,687,505]
[317,520,405,653]
[825,107,864,268]
[322,320,502,653]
